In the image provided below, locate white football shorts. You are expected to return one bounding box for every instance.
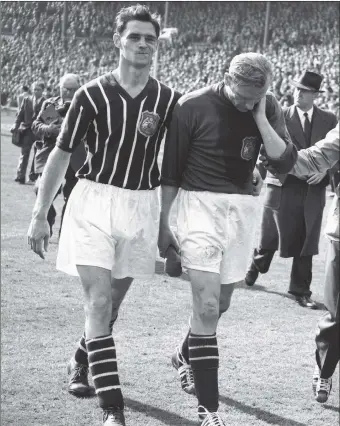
[56,179,160,279]
[176,189,259,284]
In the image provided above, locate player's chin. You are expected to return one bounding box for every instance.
[236,106,249,113]
[133,55,151,65]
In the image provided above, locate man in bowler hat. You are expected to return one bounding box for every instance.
[245,71,338,308]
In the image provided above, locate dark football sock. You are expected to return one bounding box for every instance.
[74,314,118,366]
[189,333,219,412]
[87,335,124,410]
[108,313,118,334]
[74,332,88,366]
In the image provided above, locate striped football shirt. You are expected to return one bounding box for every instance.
[56,72,181,190]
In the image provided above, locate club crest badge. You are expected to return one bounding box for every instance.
[241,136,258,161]
[138,111,161,137]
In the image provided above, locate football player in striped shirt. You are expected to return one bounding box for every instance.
[27,4,180,426]
[159,52,298,426]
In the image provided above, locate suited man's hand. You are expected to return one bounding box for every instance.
[307,171,327,185]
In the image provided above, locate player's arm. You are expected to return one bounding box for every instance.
[254,93,297,173]
[159,99,192,256]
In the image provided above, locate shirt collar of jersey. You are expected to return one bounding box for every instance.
[105,71,152,91]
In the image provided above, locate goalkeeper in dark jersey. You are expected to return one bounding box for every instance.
[159,52,298,426]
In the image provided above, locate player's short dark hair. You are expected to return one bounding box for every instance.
[22,85,29,92]
[115,4,161,37]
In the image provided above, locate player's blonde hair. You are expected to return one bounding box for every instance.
[229,53,273,88]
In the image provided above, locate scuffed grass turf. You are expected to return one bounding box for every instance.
[1,117,339,425]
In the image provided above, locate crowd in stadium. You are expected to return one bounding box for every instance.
[1,1,339,116]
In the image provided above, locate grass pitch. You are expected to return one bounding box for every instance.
[1,111,339,426]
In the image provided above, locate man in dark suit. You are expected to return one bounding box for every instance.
[11,82,45,184]
[245,71,338,308]
[16,85,30,111]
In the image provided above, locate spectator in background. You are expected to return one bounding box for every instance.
[29,82,46,183]
[17,85,30,110]
[31,73,82,237]
[44,86,53,99]
[1,2,338,109]
[10,81,45,184]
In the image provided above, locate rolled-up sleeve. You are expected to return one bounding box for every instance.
[56,88,94,153]
[161,98,193,187]
[264,93,297,173]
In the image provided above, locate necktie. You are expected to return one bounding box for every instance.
[303,112,312,146]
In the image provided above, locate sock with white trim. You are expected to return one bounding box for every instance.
[74,315,118,366]
[86,334,124,410]
[189,333,219,412]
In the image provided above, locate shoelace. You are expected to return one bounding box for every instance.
[73,365,88,379]
[178,364,194,389]
[200,409,225,426]
[177,349,195,389]
[317,378,332,393]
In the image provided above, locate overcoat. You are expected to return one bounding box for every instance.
[259,105,337,257]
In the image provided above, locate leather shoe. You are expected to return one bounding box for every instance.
[245,264,259,286]
[103,408,126,426]
[67,357,95,397]
[14,177,25,184]
[295,295,317,309]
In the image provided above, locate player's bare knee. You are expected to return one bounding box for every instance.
[197,297,219,322]
[85,295,111,318]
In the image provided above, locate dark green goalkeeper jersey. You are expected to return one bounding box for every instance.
[161,82,297,194]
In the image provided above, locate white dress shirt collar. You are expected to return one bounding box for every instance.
[296,105,314,125]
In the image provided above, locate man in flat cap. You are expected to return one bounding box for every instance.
[246,70,338,309]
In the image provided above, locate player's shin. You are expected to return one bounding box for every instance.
[189,333,219,413]
[87,335,124,410]
[74,314,118,365]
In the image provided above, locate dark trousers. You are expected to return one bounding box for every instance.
[251,248,313,296]
[315,239,339,378]
[329,163,340,193]
[16,129,34,180]
[29,145,38,181]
